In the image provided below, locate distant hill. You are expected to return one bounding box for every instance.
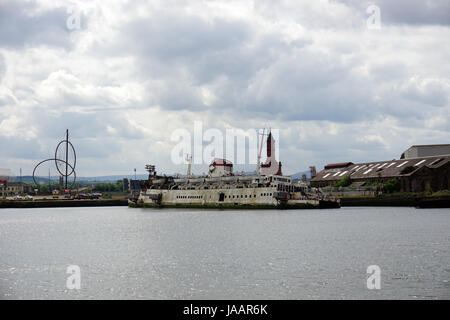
[12,175,149,184]
[77,174,149,182]
[290,170,311,181]
[12,170,313,184]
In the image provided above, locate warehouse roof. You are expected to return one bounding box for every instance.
[311,155,450,182]
[324,162,353,170]
[408,144,450,148]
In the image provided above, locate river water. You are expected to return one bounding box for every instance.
[0,206,449,299]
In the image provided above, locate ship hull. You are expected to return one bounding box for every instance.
[128,187,340,209]
[128,201,323,209]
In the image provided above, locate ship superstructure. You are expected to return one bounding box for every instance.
[129,130,339,209]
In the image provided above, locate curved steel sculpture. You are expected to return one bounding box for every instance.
[33,130,77,189]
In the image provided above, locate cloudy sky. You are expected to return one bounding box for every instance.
[0,0,449,177]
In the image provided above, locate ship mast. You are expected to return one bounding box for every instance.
[256,128,266,178]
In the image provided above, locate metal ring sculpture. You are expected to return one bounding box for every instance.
[33,133,77,189]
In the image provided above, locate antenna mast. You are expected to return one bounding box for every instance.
[185,154,192,178]
[256,128,266,177]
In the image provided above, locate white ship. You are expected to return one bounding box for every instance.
[129,131,339,209]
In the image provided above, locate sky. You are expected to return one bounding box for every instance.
[0,0,449,177]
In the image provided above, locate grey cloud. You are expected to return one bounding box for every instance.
[0,0,74,49]
[0,53,5,80]
[122,14,251,63]
[400,80,449,108]
[90,2,448,125]
[30,110,109,142]
[0,135,47,160]
[340,0,450,25]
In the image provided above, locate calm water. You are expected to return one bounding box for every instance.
[0,206,449,300]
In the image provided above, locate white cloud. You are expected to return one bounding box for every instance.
[0,0,449,176]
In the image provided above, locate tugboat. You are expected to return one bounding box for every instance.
[129,130,340,209]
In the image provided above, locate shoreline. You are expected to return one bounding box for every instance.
[339,195,450,208]
[1,196,449,209]
[0,199,128,208]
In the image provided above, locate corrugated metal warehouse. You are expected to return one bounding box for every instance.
[310,145,450,192]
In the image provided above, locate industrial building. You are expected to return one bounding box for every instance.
[0,182,33,197]
[310,145,450,193]
[401,144,450,159]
